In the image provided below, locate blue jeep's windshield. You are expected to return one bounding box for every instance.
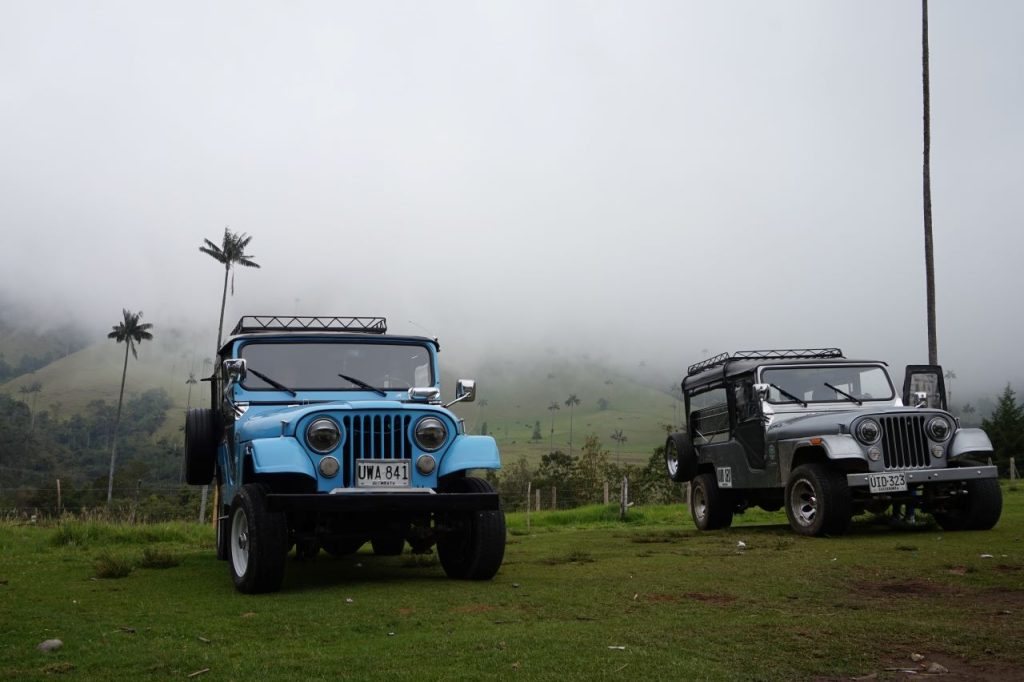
[761,365,894,404]
[239,341,433,391]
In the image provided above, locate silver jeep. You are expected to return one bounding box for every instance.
[664,349,1002,536]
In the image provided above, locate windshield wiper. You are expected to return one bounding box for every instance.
[824,382,862,406]
[338,373,387,397]
[769,383,807,407]
[248,367,296,396]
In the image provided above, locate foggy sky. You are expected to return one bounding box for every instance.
[1,1,1022,396]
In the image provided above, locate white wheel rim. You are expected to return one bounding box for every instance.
[693,484,708,521]
[231,507,250,577]
[790,479,818,526]
[666,442,679,477]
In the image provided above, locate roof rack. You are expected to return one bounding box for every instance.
[231,316,388,335]
[687,348,844,376]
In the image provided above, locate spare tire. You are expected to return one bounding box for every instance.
[665,433,697,483]
[185,407,220,485]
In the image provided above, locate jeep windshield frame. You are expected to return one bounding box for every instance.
[758,364,894,405]
[237,339,435,392]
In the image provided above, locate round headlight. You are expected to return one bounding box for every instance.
[319,456,340,477]
[416,454,437,475]
[927,417,951,441]
[307,418,341,453]
[856,418,881,445]
[414,417,447,451]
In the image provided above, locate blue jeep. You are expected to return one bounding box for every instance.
[185,316,505,593]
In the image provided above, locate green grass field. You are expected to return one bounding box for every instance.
[2,485,1022,680]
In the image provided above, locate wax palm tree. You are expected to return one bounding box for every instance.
[564,394,581,456]
[106,309,154,505]
[611,429,627,463]
[922,0,937,364]
[185,372,198,410]
[944,369,956,405]
[547,401,560,450]
[200,228,260,351]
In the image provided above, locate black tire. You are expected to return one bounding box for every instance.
[437,477,506,580]
[785,464,852,537]
[322,537,365,557]
[690,472,733,530]
[229,484,289,594]
[184,408,219,485]
[371,536,405,556]
[933,478,1003,531]
[665,434,697,483]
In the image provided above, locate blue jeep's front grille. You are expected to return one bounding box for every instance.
[880,415,930,470]
[340,414,414,486]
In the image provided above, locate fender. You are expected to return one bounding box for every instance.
[949,428,993,459]
[249,438,317,479]
[438,435,501,477]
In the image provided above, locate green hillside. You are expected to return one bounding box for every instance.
[1,329,681,468]
[449,356,680,467]
[0,329,209,444]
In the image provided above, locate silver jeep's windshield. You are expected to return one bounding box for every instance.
[760,365,894,404]
[239,342,433,391]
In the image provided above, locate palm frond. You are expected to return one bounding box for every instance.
[236,257,260,268]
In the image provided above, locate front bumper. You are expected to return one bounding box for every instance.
[846,465,998,488]
[266,490,500,513]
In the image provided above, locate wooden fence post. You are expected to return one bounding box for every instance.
[551,486,557,510]
[535,488,540,512]
[1011,457,1017,481]
[603,481,609,505]
[526,481,531,532]
[619,476,629,521]
[56,479,62,516]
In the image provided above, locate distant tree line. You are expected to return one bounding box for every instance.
[0,388,190,515]
[486,435,685,511]
[0,349,77,383]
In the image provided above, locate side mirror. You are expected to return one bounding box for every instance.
[223,359,247,384]
[444,379,476,408]
[753,383,770,401]
[408,387,442,404]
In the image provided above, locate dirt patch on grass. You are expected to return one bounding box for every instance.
[851,578,1024,614]
[850,578,964,599]
[642,591,736,605]
[451,604,496,614]
[815,651,1024,681]
[881,652,1023,681]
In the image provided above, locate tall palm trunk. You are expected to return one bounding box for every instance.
[568,407,574,457]
[107,342,130,505]
[200,264,230,523]
[216,264,229,350]
[922,0,937,364]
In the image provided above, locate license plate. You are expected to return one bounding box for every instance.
[868,471,908,494]
[355,460,410,488]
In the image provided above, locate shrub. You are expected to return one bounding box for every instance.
[94,551,134,579]
[139,547,180,569]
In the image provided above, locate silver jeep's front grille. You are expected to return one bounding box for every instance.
[340,413,414,486]
[880,415,930,470]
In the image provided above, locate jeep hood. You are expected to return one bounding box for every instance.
[768,406,944,441]
[236,400,415,441]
